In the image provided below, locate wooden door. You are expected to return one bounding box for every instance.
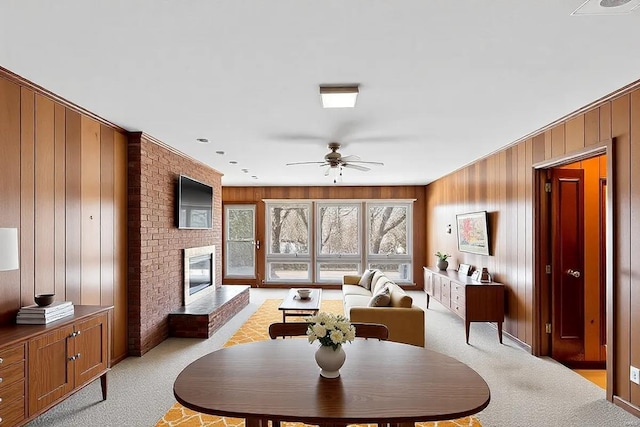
[551,168,585,363]
[28,325,75,416]
[73,313,109,387]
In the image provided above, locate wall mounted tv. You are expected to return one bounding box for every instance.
[177,175,213,229]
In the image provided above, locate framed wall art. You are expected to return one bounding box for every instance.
[456,211,490,256]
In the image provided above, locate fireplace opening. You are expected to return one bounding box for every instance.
[183,245,216,305]
[188,254,212,296]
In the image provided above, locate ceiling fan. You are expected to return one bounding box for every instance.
[286,142,384,182]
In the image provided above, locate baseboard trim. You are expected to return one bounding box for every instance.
[613,396,640,418]
[488,324,532,353]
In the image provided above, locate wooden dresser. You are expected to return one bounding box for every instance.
[423,267,504,344]
[0,305,111,427]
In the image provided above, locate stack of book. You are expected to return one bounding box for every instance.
[16,301,74,324]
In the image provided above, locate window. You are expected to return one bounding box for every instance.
[264,200,413,284]
[316,204,361,282]
[367,203,411,281]
[266,203,311,282]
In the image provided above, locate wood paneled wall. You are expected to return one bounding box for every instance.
[425,85,640,413]
[0,72,128,363]
[222,186,426,287]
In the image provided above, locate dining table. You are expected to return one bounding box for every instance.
[173,339,490,427]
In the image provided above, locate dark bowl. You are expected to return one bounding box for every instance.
[34,293,55,307]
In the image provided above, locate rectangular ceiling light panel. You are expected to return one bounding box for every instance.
[320,86,359,108]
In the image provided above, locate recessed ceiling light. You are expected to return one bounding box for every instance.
[229,160,238,165]
[319,85,359,108]
[251,175,258,179]
[571,0,640,15]
[241,169,249,173]
[216,151,225,155]
[196,138,209,144]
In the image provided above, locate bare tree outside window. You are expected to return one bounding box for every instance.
[319,206,359,254]
[369,206,407,255]
[270,206,309,254]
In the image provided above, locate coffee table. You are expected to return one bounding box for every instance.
[278,288,322,322]
[174,339,490,427]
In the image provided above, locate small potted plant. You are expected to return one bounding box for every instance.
[435,251,451,271]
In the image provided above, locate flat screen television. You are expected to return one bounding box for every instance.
[177,175,213,229]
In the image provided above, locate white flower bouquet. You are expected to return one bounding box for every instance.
[306,312,356,350]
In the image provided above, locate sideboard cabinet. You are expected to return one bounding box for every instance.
[424,267,504,344]
[0,305,111,427]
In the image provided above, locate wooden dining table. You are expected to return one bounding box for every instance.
[173,339,490,427]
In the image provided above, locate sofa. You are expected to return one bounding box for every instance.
[342,270,425,347]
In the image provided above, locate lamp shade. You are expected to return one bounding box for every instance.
[0,228,19,271]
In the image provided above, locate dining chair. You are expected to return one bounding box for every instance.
[352,322,389,340]
[268,322,309,339]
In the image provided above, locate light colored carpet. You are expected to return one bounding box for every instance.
[155,299,480,427]
[24,288,640,426]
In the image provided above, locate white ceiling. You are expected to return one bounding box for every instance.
[1,1,639,186]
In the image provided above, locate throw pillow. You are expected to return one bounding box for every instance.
[368,285,391,307]
[358,269,375,290]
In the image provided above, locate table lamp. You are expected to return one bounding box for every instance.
[0,228,19,271]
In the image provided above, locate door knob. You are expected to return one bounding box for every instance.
[566,269,581,278]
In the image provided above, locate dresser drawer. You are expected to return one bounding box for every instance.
[0,379,24,405]
[451,301,465,319]
[0,362,25,390]
[440,279,451,299]
[0,345,24,368]
[451,291,465,305]
[0,393,25,426]
[451,283,465,297]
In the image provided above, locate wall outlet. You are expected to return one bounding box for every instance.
[631,366,640,385]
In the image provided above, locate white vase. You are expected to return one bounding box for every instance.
[315,345,346,378]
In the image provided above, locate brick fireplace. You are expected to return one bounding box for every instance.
[127,133,223,356]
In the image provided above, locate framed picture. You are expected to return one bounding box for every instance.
[456,211,490,256]
[458,263,472,276]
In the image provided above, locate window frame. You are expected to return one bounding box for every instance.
[265,201,313,283]
[263,199,414,284]
[365,202,413,283]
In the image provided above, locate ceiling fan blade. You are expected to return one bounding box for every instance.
[343,163,371,172]
[286,161,326,166]
[340,154,361,162]
[348,160,384,166]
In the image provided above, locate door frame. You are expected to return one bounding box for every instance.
[222,202,264,287]
[532,139,614,401]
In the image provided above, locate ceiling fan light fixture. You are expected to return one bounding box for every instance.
[571,0,639,15]
[319,85,359,108]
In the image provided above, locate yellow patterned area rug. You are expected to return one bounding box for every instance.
[156,299,481,427]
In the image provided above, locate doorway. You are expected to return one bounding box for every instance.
[535,149,608,368]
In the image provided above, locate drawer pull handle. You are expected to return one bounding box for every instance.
[69,330,82,338]
[68,353,81,361]
[0,357,3,364]
[0,377,3,383]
